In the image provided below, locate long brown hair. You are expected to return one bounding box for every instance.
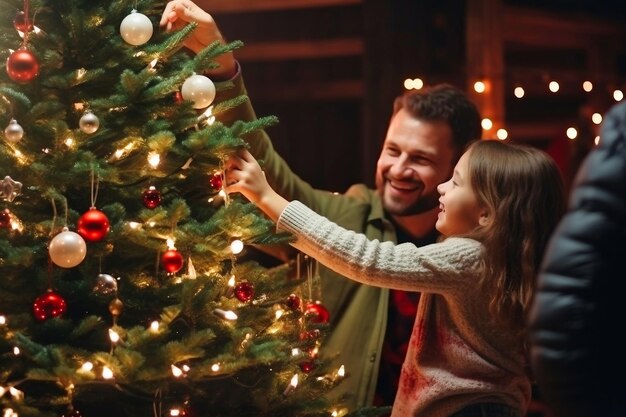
[465,140,565,336]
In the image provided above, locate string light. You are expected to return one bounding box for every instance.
[594,136,601,145]
[80,362,94,372]
[566,127,578,139]
[13,347,19,355]
[213,309,238,321]
[149,320,160,333]
[481,118,493,131]
[613,89,623,101]
[147,152,160,168]
[548,81,560,92]
[0,315,5,325]
[230,239,244,254]
[283,374,298,396]
[211,363,221,372]
[496,128,508,140]
[473,81,486,93]
[592,113,602,125]
[514,86,525,98]
[583,81,593,92]
[102,366,114,379]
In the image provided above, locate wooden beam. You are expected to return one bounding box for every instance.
[196,0,362,13]
[247,79,363,101]
[503,5,626,48]
[236,38,363,62]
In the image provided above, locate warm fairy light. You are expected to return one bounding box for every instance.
[148,221,156,227]
[148,152,161,168]
[0,316,5,325]
[171,365,183,377]
[76,68,87,80]
[613,89,623,101]
[473,81,486,93]
[0,387,5,397]
[549,81,560,92]
[42,148,51,154]
[283,373,299,395]
[102,366,114,379]
[496,128,508,140]
[169,409,181,417]
[74,103,85,111]
[594,135,601,145]
[331,408,349,417]
[230,239,244,254]
[114,149,124,159]
[403,78,424,90]
[583,81,593,92]
[213,309,238,321]
[481,118,493,131]
[228,275,236,288]
[182,364,190,372]
[148,58,158,71]
[8,387,23,401]
[310,346,319,357]
[275,308,284,319]
[514,87,525,98]
[64,138,74,147]
[128,222,141,229]
[108,329,120,343]
[566,127,578,139]
[291,348,301,356]
[211,363,220,372]
[13,347,19,355]
[337,365,345,378]
[3,408,17,417]
[592,113,603,125]
[166,238,176,250]
[81,362,94,372]
[150,321,159,332]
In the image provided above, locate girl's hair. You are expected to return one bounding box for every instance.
[465,140,565,337]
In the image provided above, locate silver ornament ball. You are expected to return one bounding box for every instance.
[181,74,216,109]
[4,119,24,143]
[120,10,153,46]
[94,274,119,296]
[79,111,100,134]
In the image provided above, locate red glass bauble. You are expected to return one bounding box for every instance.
[142,186,162,209]
[13,11,33,32]
[209,172,223,190]
[0,209,12,229]
[162,249,184,273]
[6,48,39,84]
[299,360,315,373]
[305,302,330,324]
[286,293,301,311]
[33,290,67,321]
[77,208,110,242]
[299,328,320,341]
[234,281,255,302]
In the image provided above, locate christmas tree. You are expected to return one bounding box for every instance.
[0,1,355,416]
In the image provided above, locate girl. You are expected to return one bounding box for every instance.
[226,140,565,417]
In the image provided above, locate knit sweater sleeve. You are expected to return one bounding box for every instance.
[277,201,483,294]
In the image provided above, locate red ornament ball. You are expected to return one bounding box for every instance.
[33,290,67,321]
[142,186,162,209]
[6,48,39,84]
[299,329,321,341]
[305,302,330,324]
[209,172,223,190]
[13,11,33,32]
[286,293,301,311]
[162,249,184,274]
[234,281,255,302]
[299,360,315,373]
[0,209,12,229]
[77,208,110,242]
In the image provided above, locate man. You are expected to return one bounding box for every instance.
[529,100,626,417]
[161,1,482,409]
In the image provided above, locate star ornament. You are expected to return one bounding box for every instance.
[0,176,23,202]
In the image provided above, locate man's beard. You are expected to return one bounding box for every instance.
[380,188,440,217]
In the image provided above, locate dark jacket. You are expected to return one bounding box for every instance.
[529,101,626,417]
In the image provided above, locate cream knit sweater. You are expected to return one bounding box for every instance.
[278,201,530,417]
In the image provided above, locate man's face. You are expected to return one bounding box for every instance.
[375,108,456,217]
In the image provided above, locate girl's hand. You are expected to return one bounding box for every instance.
[226,149,288,222]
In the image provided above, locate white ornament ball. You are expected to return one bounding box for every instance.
[79,111,100,134]
[181,74,216,109]
[120,10,153,46]
[49,227,87,268]
[4,118,24,143]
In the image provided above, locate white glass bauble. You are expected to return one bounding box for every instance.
[120,10,153,46]
[4,118,24,143]
[79,111,100,134]
[49,227,87,268]
[181,74,216,109]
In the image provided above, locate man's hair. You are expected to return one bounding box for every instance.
[393,84,482,157]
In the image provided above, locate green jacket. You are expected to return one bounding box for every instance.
[218,73,399,409]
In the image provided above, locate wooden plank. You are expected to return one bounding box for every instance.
[236,38,363,62]
[247,79,363,101]
[503,5,626,48]
[196,0,362,13]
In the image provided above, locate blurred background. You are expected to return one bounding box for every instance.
[203,0,626,196]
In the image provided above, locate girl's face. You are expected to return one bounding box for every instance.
[436,150,487,236]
